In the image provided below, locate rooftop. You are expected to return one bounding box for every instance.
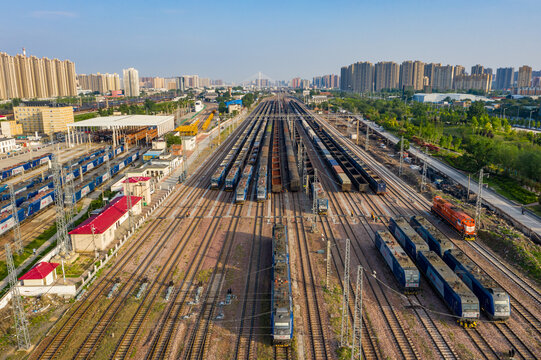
[19,262,59,280]
[69,195,142,235]
[122,176,151,183]
[67,114,174,129]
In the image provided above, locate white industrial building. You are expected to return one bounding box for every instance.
[413,93,492,103]
[66,115,175,147]
[0,137,16,153]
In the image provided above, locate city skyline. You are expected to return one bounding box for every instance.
[1,0,540,82]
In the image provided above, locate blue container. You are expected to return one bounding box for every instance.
[389,217,429,262]
[417,250,479,324]
[443,249,510,321]
[375,230,420,293]
[410,216,454,257]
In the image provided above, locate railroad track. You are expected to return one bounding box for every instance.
[274,346,291,360]
[107,189,230,359]
[296,114,418,359]
[30,110,252,360]
[232,200,265,360]
[181,204,243,359]
[318,113,541,358]
[290,192,330,359]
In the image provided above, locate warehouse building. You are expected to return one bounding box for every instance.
[66,115,175,147]
[69,195,142,253]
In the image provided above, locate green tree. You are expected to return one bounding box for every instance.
[465,137,494,171]
[242,93,255,108]
[144,99,155,113]
[218,101,227,114]
[394,138,410,152]
[467,101,485,120]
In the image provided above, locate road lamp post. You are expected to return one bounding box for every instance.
[529,110,535,129]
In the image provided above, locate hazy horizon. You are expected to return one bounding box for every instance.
[2,0,540,82]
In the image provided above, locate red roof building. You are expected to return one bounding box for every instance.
[122,176,151,183]
[19,262,59,286]
[69,195,142,252]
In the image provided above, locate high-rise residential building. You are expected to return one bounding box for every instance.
[374,61,399,91]
[14,105,74,135]
[432,65,455,91]
[453,74,492,92]
[77,73,120,94]
[399,61,414,89]
[0,52,76,100]
[182,75,200,89]
[153,77,165,89]
[424,63,441,87]
[313,74,340,89]
[517,65,532,88]
[471,64,484,75]
[300,79,310,89]
[399,61,424,90]
[123,68,140,97]
[291,77,301,89]
[484,68,493,76]
[353,61,374,93]
[495,67,514,90]
[454,65,465,76]
[340,65,354,92]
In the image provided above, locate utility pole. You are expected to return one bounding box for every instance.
[8,185,23,254]
[365,123,369,151]
[475,169,483,229]
[125,178,133,229]
[341,238,351,347]
[5,244,30,350]
[356,119,360,146]
[311,169,318,233]
[52,153,71,255]
[63,168,76,224]
[398,135,404,177]
[420,147,428,192]
[326,240,331,289]
[351,265,363,360]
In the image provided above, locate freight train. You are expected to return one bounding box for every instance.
[389,217,429,262]
[390,216,480,326]
[0,149,139,236]
[271,224,293,345]
[1,146,123,211]
[409,215,511,321]
[375,230,420,293]
[432,196,476,240]
[443,249,510,321]
[257,121,272,201]
[417,251,480,327]
[301,118,352,191]
[283,118,300,191]
[1,153,52,180]
[291,99,386,194]
[235,165,253,204]
[410,215,454,257]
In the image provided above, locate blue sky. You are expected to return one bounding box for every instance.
[2,0,540,82]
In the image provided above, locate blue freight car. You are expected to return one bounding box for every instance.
[375,230,420,293]
[443,249,510,321]
[389,217,429,262]
[211,165,227,189]
[271,224,293,345]
[417,250,479,327]
[410,216,454,257]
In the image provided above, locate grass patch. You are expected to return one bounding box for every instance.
[63,255,93,278]
[197,268,213,283]
[74,112,98,122]
[484,174,538,205]
[479,229,541,285]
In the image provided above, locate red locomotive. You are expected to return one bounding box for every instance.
[432,196,476,240]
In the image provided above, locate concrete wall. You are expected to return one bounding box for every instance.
[19,284,76,297]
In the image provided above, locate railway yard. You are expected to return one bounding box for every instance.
[3,95,540,359]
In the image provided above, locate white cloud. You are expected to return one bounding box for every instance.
[31,11,78,19]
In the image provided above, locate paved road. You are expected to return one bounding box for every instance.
[353,116,541,237]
